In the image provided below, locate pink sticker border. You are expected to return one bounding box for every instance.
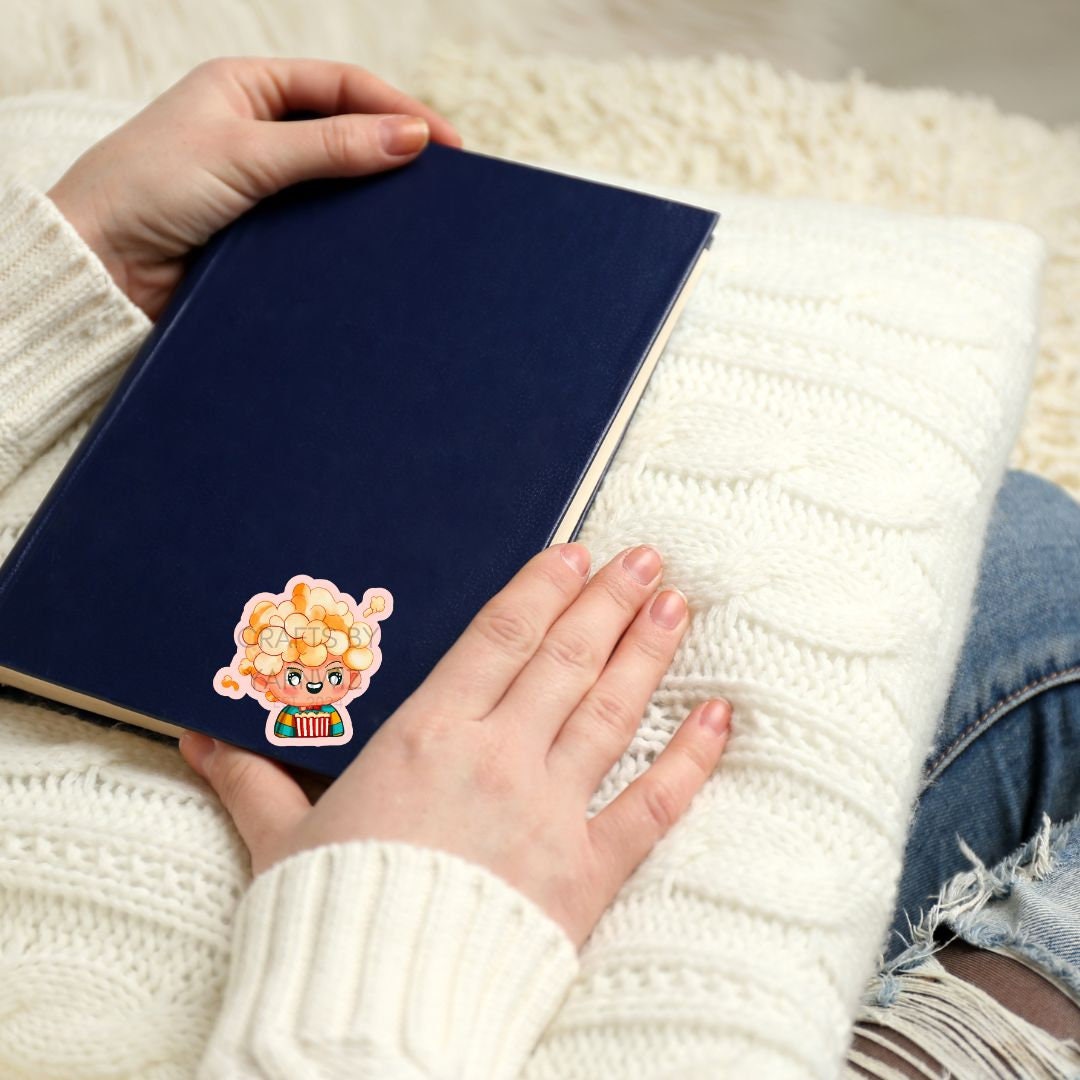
[214,574,394,748]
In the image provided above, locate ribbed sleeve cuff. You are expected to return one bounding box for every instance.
[0,173,150,494]
[198,842,579,1080]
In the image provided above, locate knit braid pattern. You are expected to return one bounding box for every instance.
[520,175,1043,1076]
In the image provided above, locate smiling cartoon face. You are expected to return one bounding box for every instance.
[252,657,362,707]
[215,575,395,747]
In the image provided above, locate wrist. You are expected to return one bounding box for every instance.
[201,840,579,1078]
[46,181,130,304]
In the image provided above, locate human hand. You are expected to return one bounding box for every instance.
[180,543,731,948]
[48,57,462,319]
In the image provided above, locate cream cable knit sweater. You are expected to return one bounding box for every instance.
[0,95,1044,1079]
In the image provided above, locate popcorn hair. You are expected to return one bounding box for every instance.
[238,580,374,684]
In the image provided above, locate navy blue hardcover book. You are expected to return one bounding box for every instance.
[0,142,717,778]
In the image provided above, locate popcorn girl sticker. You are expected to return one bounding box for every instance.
[214,575,393,747]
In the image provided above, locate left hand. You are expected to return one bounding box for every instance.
[48,56,462,319]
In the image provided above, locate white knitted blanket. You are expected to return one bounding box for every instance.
[0,90,1043,1076]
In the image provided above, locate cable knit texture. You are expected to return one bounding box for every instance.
[0,84,1045,1078]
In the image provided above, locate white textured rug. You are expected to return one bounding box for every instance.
[2,12,1076,496]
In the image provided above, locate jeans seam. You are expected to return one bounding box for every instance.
[923,662,1080,788]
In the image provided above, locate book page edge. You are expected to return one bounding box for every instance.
[548,240,713,546]
[0,666,184,740]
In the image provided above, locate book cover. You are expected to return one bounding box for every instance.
[0,142,717,778]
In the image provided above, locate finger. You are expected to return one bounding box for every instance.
[226,111,432,198]
[179,731,310,874]
[405,543,591,721]
[548,587,689,793]
[220,57,462,147]
[588,699,731,898]
[493,545,664,746]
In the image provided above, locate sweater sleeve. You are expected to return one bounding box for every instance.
[198,841,580,1080]
[0,173,150,495]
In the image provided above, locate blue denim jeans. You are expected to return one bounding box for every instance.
[887,469,1080,994]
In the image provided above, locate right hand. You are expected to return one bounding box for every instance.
[181,543,732,948]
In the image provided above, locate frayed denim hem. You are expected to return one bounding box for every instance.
[881,813,1080,1002]
[848,813,1080,1079]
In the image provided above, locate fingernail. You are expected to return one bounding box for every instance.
[649,588,687,629]
[698,699,732,736]
[622,544,662,585]
[379,115,429,156]
[559,543,590,576]
[179,730,216,774]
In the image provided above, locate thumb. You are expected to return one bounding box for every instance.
[179,732,310,874]
[234,112,430,198]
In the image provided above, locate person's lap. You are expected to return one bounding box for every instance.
[890,468,1080,975]
[843,470,1080,1077]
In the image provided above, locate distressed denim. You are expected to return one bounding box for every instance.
[888,468,1080,984]
[848,471,1080,1078]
